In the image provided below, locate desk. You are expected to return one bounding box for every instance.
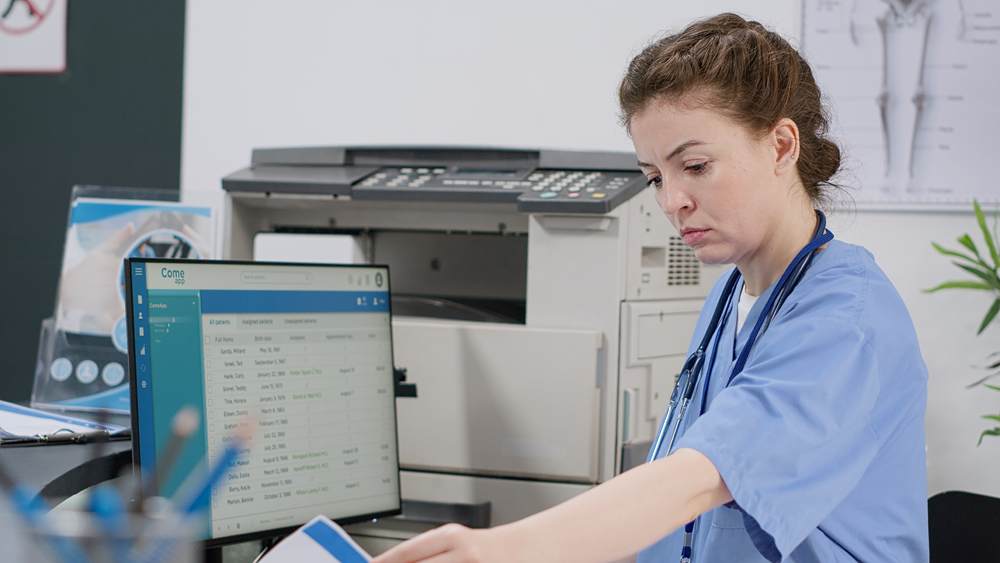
[1,440,132,503]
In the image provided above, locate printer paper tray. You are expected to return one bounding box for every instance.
[392,318,602,483]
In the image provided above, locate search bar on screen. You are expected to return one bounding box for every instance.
[240,271,313,285]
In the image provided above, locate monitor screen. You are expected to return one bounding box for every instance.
[125,258,400,546]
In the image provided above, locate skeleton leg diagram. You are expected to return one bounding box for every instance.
[873,0,934,178]
[852,0,968,180]
[808,0,1000,202]
[881,1,934,178]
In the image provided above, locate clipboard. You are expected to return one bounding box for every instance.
[0,399,129,447]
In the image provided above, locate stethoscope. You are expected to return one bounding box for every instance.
[646,210,834,563]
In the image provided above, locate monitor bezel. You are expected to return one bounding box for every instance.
[125,257,402,548]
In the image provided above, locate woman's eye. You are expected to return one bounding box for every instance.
[685,162,707,174]
[646,176,662,188]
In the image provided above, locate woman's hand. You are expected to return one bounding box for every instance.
[372,523,511,563]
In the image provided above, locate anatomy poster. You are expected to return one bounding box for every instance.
[0,0,65,73]
[802,0,1000,206]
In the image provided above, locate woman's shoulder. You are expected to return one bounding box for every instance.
[809,239,891,288]
[798,239,909,327]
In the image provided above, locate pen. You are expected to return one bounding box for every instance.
[40,429,111,444]
[154,406,201,499]
[132,406,200,514]
[0,429,112,446]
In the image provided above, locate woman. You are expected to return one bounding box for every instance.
[373,13,928,563]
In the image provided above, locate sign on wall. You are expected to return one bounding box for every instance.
[0,0,66,73]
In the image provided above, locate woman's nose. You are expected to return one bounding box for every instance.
[656,181,693,216]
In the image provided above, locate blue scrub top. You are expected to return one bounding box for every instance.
[638,241,929,563]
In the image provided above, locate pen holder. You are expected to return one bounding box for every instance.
[29,510,198,563]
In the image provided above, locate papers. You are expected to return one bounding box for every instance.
[0,399,127,445]
[260,515,372,563]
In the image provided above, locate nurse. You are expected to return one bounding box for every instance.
[373,13,928,563]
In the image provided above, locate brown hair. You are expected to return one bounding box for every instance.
[618,13,842,206]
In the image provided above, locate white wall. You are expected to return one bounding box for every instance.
[832,211,1000,498]
[182,1,799,192]
[183,1,1000,497]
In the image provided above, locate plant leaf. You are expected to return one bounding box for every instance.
[975,200,1000,269]
[979,427,1000,446]
[994,204,999,258]
[967,371,1000,388]
[931,242,981,265]
[957,233,987,266]
[924,281,992,293]
[985,384,1000,393]
[979,299,1000,334]
[981,415,1000,422]
[955,263,1000,291]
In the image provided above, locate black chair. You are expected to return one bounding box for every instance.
[929,490,1000,562]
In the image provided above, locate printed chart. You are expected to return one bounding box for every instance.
[802,0,1000,206]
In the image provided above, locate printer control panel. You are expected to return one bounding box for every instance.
[222,147,650,214]
[352,166,647,214]
[514,170,643,213]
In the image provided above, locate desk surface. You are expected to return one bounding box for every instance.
[2,439,132,502]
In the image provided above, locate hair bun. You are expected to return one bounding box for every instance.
[618,13,847,207]
[817,139,841,184]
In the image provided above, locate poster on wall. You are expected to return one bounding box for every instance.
[801,0,1000,207]
[0,0,66,73]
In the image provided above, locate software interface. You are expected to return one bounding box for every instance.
[128,260,399,541]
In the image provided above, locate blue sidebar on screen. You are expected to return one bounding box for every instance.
[145,289,208,497]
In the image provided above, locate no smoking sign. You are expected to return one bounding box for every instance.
[0,0,66,73]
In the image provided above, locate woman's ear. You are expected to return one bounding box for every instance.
[773,118,800,174]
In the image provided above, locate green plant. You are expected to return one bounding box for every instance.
[927,200,1000,444]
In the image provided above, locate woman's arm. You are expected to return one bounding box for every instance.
[372,447,732,563]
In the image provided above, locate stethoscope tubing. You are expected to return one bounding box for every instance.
[646,270,740,462]
[726,217,833,386]
[651,216,832,460]
[648,261,741,462]
[643,211,834,563]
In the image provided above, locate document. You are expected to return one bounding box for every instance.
[0,399,127,445]
[259,514,372,563]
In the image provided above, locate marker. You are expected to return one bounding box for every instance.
[153,407,201,500]
[133,406,200,514]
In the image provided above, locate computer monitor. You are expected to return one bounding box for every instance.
[124,258,401,546]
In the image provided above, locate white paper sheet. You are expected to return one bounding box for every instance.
[260,514,373,563]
